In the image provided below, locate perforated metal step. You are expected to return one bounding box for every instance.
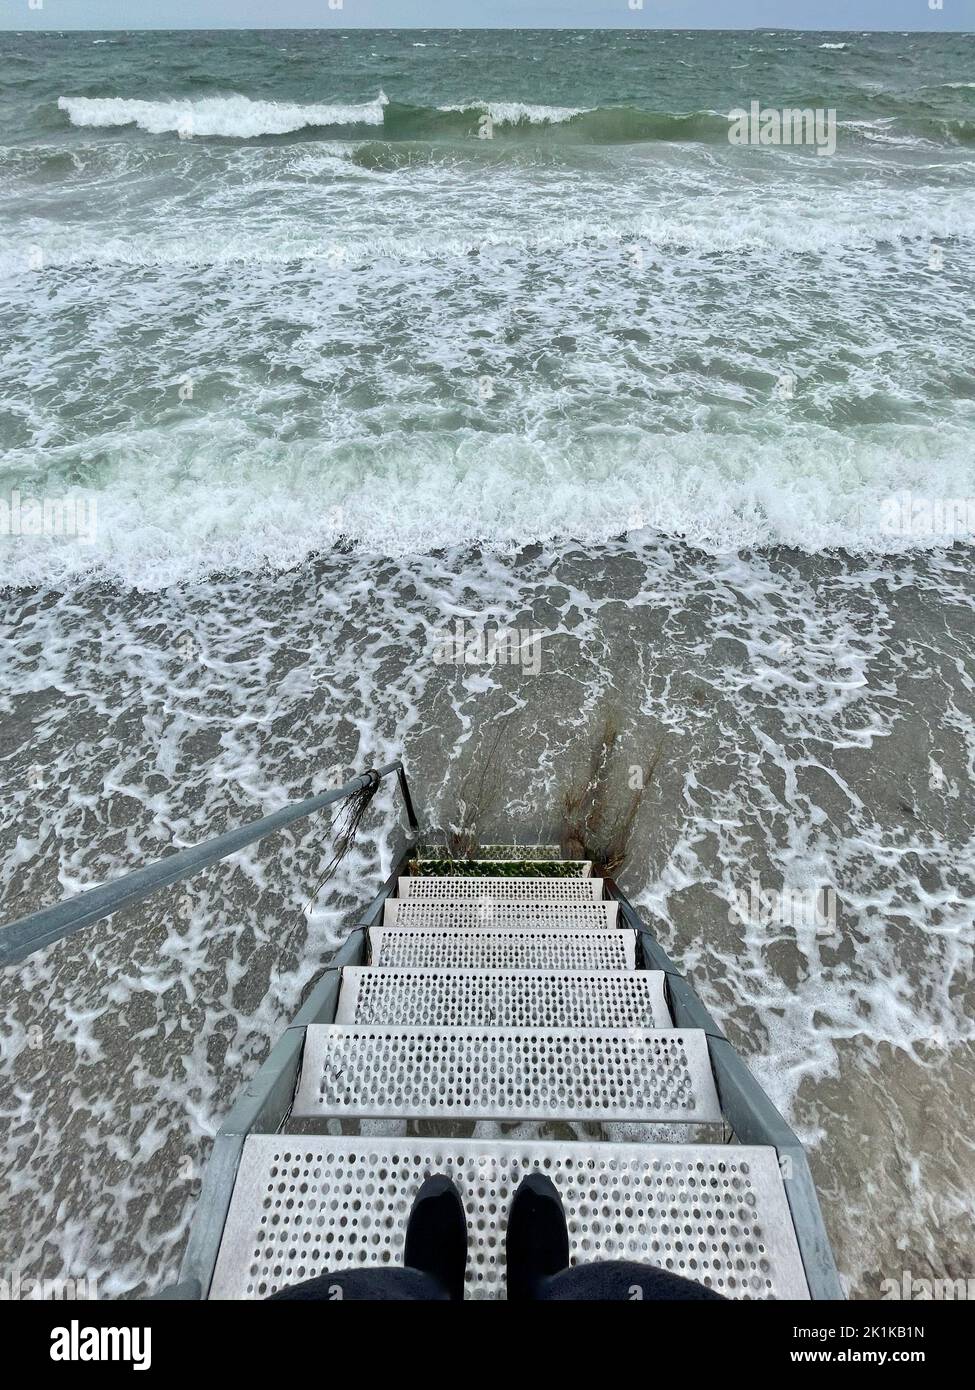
[292,1024,719,1123]
[383,900,618,930]
[210,1135,810,1300]
[369,926,636,971]
[399,876,602,901]
[337,967,672,1028]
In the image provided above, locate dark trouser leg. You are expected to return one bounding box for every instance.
[532,1260,728,1301]
[268,1268,450,1301]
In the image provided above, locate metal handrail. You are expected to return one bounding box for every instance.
[0,760,418,969]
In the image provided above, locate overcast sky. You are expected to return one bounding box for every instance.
[2,1,970,31]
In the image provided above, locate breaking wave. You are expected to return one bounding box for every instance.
[55,93,975,148]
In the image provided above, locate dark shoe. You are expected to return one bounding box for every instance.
[403,1174,468,1301]
[505,1172,570,1301]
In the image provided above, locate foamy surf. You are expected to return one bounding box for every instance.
[57,92,390,136]
[436,99,588,123]
[1,425,973,591]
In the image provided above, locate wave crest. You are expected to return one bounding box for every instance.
[57,93,389,137]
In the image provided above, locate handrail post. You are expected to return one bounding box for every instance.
[395,763,419,837]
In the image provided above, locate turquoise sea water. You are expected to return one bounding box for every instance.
[1,29,974,580]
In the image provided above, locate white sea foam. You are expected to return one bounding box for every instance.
[2,187,971,274]
[436,99,587,124]
[844,118,939,149]
[57,92,389,136]
[1,425,972,592]
[3,134,973,589]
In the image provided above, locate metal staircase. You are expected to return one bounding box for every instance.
[0,763,841,1301]
[189,848,839,1301]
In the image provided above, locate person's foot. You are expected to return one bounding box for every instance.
[505,1172,570,1301]
[403,1174,468,1301]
